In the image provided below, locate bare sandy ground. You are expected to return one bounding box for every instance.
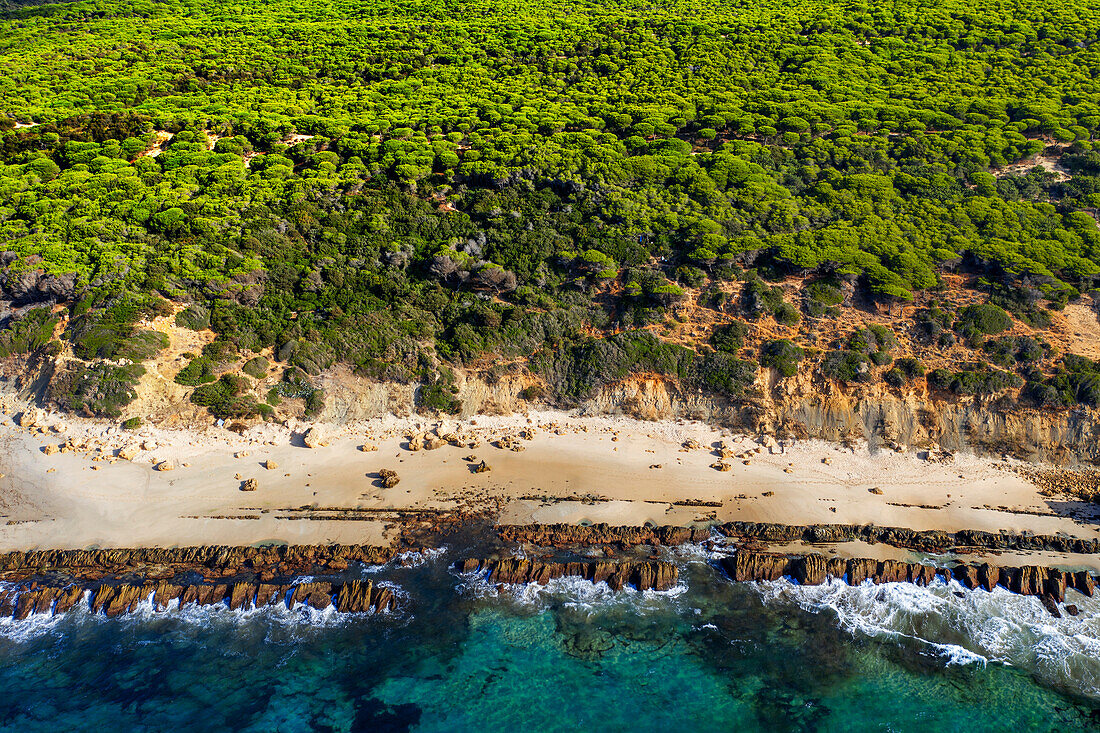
[0,402,1097,559]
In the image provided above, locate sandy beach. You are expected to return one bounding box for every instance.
[0,398,1097,567]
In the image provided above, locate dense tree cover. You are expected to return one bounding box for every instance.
[2,0,1100,415]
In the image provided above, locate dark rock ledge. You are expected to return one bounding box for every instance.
[498,521,1100,556]
[721,549,1095,617]
[0,544,395,580]
[0,578,397,621]
[454,557,678,591]
[0,543,401,621]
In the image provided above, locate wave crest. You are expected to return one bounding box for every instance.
[756,577,1100,697]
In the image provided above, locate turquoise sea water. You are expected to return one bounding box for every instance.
[0,548,1099,732]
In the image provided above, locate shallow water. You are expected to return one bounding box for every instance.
[0,549,1098,732]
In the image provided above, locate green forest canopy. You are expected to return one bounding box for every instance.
[1,0,1100,410]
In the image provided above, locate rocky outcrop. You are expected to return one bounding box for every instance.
[455,557,678,591]
[335,580,395,613]
[497,523,711,548]
[498,521,1100,556]
[0,255,79,304]
[719,549,1097,615]
[719,521,1100,555]
[0,544,405,622]
[0,543,395,581]
[0,577,397,621]
[302,426,329,448]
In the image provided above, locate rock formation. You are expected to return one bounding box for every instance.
[718,548,1097,615]
[0,576,397,621]
[719,521,1100,555]
[455,557,678,591]
[497,523,711,548]
[0,543,395,580]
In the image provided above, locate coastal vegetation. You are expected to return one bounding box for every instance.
[1,0,1100,418]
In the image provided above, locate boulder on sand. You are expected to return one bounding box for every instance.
[303,426,328,448]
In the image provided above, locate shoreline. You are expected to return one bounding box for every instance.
[0,523,1096,622]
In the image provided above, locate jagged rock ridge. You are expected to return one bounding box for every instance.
[455,557,679,591]
[0,578,397,621]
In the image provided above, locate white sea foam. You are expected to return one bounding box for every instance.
[359,545,449,575]
[756,577,1100,697]
[664,541,716,564]
[0,580,407,644]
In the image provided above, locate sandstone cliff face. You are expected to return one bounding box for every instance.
[584,375,1100,465]
[310,365,1100,465]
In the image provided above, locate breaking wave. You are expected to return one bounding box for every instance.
[0,582,407,645]
[756,576,1100,698]
[454,568,687,615]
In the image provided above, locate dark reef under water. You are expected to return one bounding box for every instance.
[0,548,1099,732]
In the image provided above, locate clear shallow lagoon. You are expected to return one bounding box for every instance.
[0,550,1098,732]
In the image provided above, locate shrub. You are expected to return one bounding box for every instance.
[418,382,461,414]
[989,284,1052,329]
[280,338,335,375]
[914,306,954,345]
[48,362,145,417]
[773,302,801,326]
[1032,354,1100,407]
[955,303,1013,337]
[242,356,270,379]
[536,331,695,400]
[759,339,804,378]
[175,356,216,386]
[305,388,326,416]
[847,325,895,354]
[740,277,785,319]
[806,281,844,306]
[820,350,870,383]
[1022,380,1066,408]
[929,367,1023,396]
[115,330,169,362]
[518,384,544,401]
[691,351,757,396]
[0,307,58,357]
[981,336,1044,368]
[175,305,211,331]
[709,321,750,355]
[202,339,239,365]
[803,281,843,317]
[884,357,925,386]
[121,416,142,430]
[191,374,261,418]
[675,265,707,287]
